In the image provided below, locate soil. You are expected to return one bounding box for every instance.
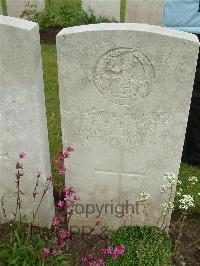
[40,28,63,44]
[169,211,200,266]
[0,211,199,265]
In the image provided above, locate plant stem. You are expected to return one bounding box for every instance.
[174,212,187,253]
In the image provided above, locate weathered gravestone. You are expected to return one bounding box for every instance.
[125,0,164,25]
[82,0,121,21]
[6,0,45,18]
[0,16,54,227]
[57,23,199,230]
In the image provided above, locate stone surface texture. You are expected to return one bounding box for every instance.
[6,0,45,18]
[0,16,54,227]
[125,0,164,25]
[57,23,199,230]
[82,0,120,21]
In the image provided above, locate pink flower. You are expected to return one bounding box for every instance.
[106,247,113,255]
[43,248,50,260]
[74,195,80,201]
[58,215,64,222]
[81,254,93,263]
[54,159,60,166]
[59,229,71,239]
[117,244,125,255]
[51,249,63,255]
[51,215,64,227]
[59,240,66,248]
[19,152,26,158]
[16,162,23,169]
[65,203,74,210]
[52,216,60,227]
[53,181,57,187]
[51,216,65,226]
[15,172,24,179]
[95,219,102,226]
[101,244,125,259]
[112,244,125,260]
[51,240,58,246]
[96,257,105,266]
[47,175,53,181]
[67,146,74,153]
[81,254,105,266]
[57,250,63,254]
[58,182,63,187]
[64,194,70,202]
[58,164,66,175]
[59,147,74,160]
[58,200,64,208]
[64,187,75,196]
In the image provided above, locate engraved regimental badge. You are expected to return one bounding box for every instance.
[94,48,154,105]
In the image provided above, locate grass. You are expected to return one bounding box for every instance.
[45,0,81,9]
[106,226,172,265]
[41,44,62,179]
[1,0,7,15]
[120,0,126,22]
[0,221,70,265]
[176,163,200,212]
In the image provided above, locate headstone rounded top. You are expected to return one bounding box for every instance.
[0,15,38,30]
[57,23,199,44]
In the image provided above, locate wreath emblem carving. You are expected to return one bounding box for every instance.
[94,48,154,105]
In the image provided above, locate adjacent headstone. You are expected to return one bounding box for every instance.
[57,23,199,230]
[6,0,45,18]
[82,0,121,21]
[0,16,54,227]
[125,0,164,25]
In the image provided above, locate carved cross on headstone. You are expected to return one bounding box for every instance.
[95,169,145,200]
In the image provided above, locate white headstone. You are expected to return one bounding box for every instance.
[57,23,199,230]
[82,0,121,21]
[0,16,54,227]
[6,0,45,18]
[125,0,164,25]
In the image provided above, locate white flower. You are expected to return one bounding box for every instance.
[176,188,182,196]
[163,172,176,183]
[177,180,182,185]
[188,176,198,185]
[161,183,172,193]
[179,195,195,210]
[160,201,174,215]
[188,176,198,182]
[138,191,150,202]
[198,193,200,196]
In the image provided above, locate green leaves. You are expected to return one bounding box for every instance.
[33,0,116,31]
[0,223,45,265]
[106,226,172,266]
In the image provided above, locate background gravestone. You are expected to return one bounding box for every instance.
[0,16,54,227]
[125,0,164,25]
[57,24,199,230]
[82,0,121,21]
[6,0,45,18]
[0,1,2,15]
